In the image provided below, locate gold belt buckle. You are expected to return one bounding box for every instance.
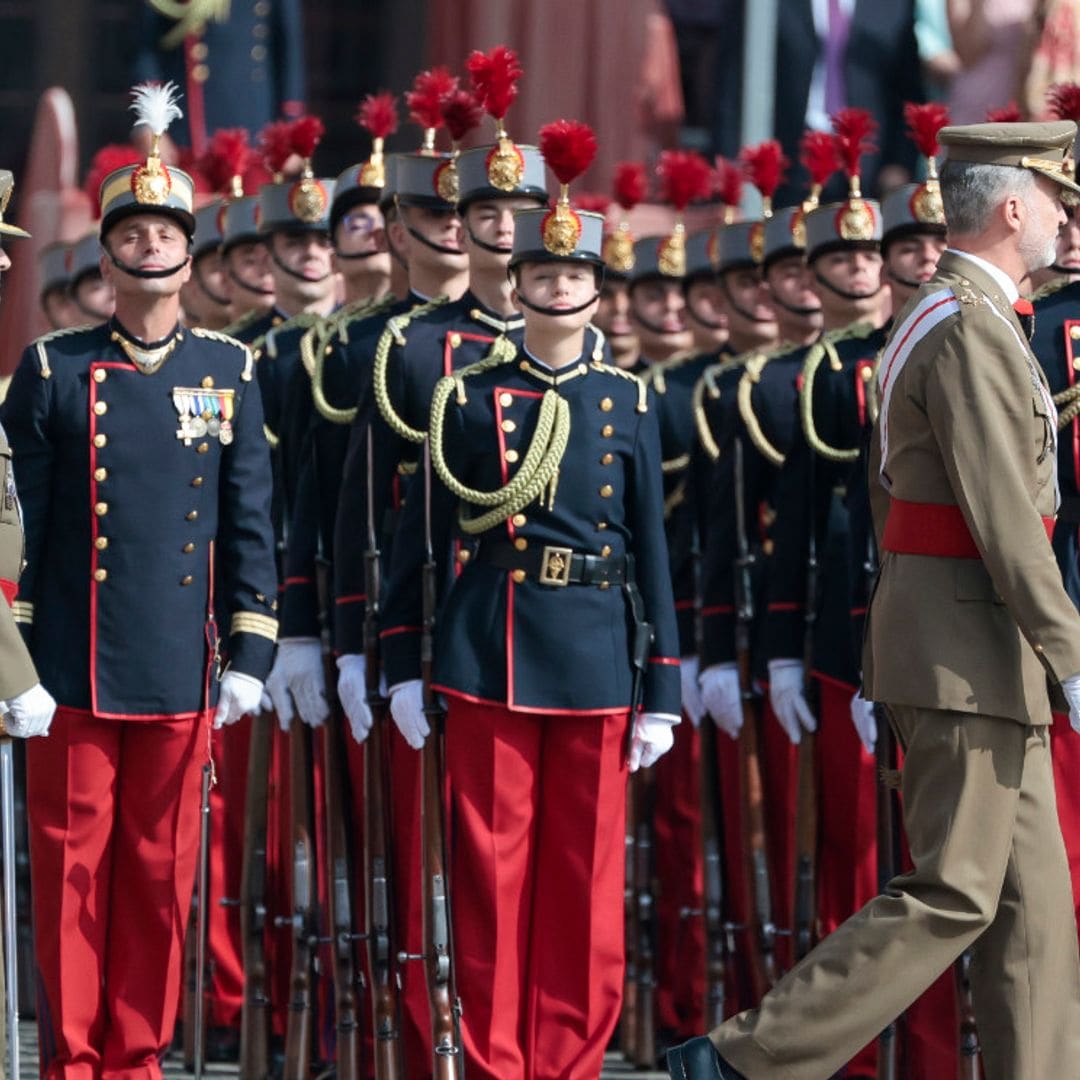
[539,545,573,587]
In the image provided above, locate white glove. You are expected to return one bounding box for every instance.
[628,712,679,772]
[2,683,56,738]
[389,679,429,749]
[214,670,265,730]
[767,658,816,745]
[699,662,743,739]
[262,651,295,731]
[850,689,877,754]
[276,637,328,729]
[680,656,707,729]
[337,654,374,744]
[1063,672,1080,734]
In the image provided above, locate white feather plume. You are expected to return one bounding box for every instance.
[129,81,184,138]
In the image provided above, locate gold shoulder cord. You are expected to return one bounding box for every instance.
[33,324,93,379]
[737,353,785,466]
[149,0,230,48]
[429,344,571,534]
[589,361,648,413]
[1031,276,1071,303]
[191,326,254,382]
[221,306,261,339]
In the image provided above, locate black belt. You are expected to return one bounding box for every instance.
[477,540,629,587]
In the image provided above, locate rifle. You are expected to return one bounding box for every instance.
[0,736,19,1080]
[362,423,404,1079]
[792,460,820,963]
[413,440,464,1077]
[316,556,364,1080]
[193,763,213,1080]
[732,436,779,1000]
[631,771,656,1067]
[238,710,273,1079]
[278,718,318,1079]
[619,774,639,1059]
[955,951,982,1080]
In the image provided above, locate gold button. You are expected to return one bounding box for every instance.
[599,581,610,591]
[251,45,266,61]
[181,575,193,586]
[601,453,614,465]
[499,392,514,407]
[183,542,196,553]
[600,484,613,497]
[201,375,215,389]
[93,401,108,416]
[601,544,612,557]
[94,467,108,482]
[253,21,268,37]
[601,425,614,438]
[95,536,109,550]
[191,42,208,60]
[599,397,613,412]
[193,63,210,82]
[449,332,462,348]
[511,569,527,584]
[186,510,199,521]
[860,367,873,382]
[93,568,107,583]
[597,521,608,530]
[94,502,108,516]
[254,0,269,13]
[501,419,516,433]
[197,443,210,454]
[457,548,471,564]
[1071,325,1080,340]
[505,449,520,464]
[191,476,204,487]
[512,513,527,527]
[94,434,108,448]
[514,537,528,552]
[93,369,107,383]
[519,360,529,371]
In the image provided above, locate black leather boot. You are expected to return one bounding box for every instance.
[666,1035,748,1079]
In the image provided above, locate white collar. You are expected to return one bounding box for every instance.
[947,249,1020,303]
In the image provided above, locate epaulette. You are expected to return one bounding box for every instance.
[1032,276,1072,304]
[588,360,649,413]
[221,307,262,338]
[326,293,399,348]
[585,323,607,363]
[259,311,324,363]
[644,348,704,395]
[31,324,94,379]
[190,326,254,382]
[950,282,981,307]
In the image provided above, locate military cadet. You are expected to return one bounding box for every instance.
[69,230,116,325]
[38,241,80,331]
[1,86,277,1079]
[376,118,679,1080]
[180,201,232,330]
[219,185,276,335]
[682,224,728,356]
[0,169,59,1073]
[670,120,1080,1080]
[627,238,695,374]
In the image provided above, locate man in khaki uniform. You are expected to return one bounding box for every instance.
[668,124,1080,1080]
[0,168,59,1077]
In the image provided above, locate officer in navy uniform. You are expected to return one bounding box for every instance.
[1,88,277,1078]
[132,0,305,154]
[378,122,681,1078]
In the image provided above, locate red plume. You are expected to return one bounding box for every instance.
[466,45,523,120]
[1048,83,1080,122]
[199,129,254,193]
[406,67,457,131]
[575,192,612,215]
[739,140,789,202]
[986,101,1022,122]
[84,145,143,214]
[613,161,647,211]
[259,120,295,175]
[243,161,272,193]
[831,108,878,178]
[289,116,325,160]
[713,156,744,207]
[178,146,212,195]
[799,130,839,189]
[657,150,711,212]
[441,88,484,142]
[356,92,399,140]
[539,119,598,185]
[903,102,950,158]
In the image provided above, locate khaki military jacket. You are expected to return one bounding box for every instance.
[0,423,38,702]
[863,251,1080,725]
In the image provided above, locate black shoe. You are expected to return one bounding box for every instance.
[666,1036,747,1079]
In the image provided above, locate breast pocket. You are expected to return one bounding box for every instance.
[954,559,1004,605]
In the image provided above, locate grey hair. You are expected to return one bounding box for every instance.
[939,161,1038,235]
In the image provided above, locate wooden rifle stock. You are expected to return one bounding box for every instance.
[620,775,639,1058]
[875,714,902,1080]
[632,772,656,1067]
[239,711,273,1079]
[182,901,201,1069]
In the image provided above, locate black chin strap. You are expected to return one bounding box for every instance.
[1051,263,1080,276]
[629,304,686,336]
[515,291,600,318]
[885,266,928,291]
[334,247,384,262]
[686,295,726,331]
[269,244,332,284]
[226,265,275,297]
[770,294,823,318]
[103,242,190,280]
[466,225,514,256]
[403,220,465,257]
[812,267,883,303]
[193,259,230,307]
[720,277,774,325]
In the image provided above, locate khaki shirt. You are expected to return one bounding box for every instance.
[863,251,1080,724]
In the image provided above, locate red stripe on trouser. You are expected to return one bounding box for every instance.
[27,706,210,1079]
[653,716,705,1037]
[1051,710,1080,927]
[761,700,798,974]
[445,697,627,1080]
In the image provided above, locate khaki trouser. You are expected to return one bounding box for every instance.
[711,707,1080,1080]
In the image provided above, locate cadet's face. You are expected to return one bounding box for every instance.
[272,230,333,282]
[464,198,534,260]
[631,279,687,335]
[181,250,230,327]
[1055,204,1080,271]
[42,286,81,330]
[721,267,776,323]
[886,233,946,285]
[765,255,822,316]
[596,279,634,337]
[814,249,882,299]
[103,214,192,298]
[74,272,116,322]
[334,205,392,285]
[226,241,275,298]
[515,262,599,329]
[392,206,466,272]
[686,278,726,327]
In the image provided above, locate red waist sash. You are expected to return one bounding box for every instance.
[882,498,1054,559]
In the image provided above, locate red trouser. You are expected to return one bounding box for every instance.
[444,697,628,1080]
[28,707,210,1079]
[653,715,705,1036]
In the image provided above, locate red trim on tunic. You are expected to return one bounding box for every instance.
[649,656,680,666]
[379,625,420,639]
[701,604,734,616]
[767,602,802,612]
[1065,320,1080,488]
[444,332,494,378]
[284,576,312,586]
[335,593,367,606]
